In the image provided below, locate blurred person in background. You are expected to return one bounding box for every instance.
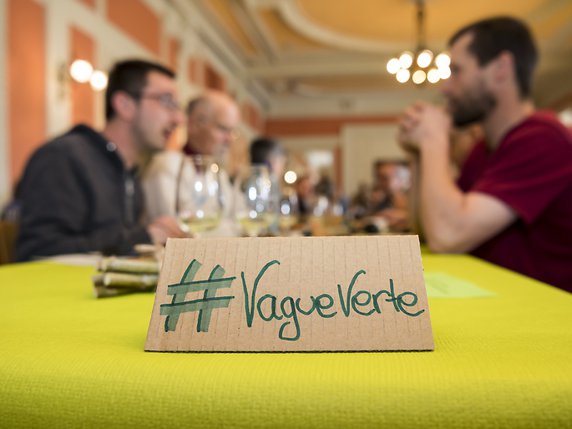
[294,174,315,220]
[246,136,287,234]
[349,182,370,219]
[314,170,335,202]
[142,90,241,222]
[370,160,409,211]
[249,136,287,208]
[16,59,187,261]
[399,17,572,291]
[249,136,287,180]
[368,160,410,232]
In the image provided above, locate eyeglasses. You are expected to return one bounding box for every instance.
[134,92,181,112]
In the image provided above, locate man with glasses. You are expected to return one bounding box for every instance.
[398,17,572,291]
[142,90,241,223]
[16,59,187,261]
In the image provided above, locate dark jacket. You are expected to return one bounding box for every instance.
[16,124,151,261]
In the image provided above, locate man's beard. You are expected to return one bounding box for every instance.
[449,84,497,127]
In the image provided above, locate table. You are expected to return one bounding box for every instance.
[0,252,570,428]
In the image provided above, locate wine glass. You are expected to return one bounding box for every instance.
[236,165,276,237]
[278,192,299,234]
[175,155,223,236]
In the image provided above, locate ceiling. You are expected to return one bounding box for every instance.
[184,0,572,112]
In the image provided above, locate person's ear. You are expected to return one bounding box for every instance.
[492,51,514,84]
[110,91,137,121]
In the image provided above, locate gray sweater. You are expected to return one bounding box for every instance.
[16,124,151,261]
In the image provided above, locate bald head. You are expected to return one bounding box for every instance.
[185,90,240,158]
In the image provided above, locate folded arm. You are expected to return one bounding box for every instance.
[399,102,516,253]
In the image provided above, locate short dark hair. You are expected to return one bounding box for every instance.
[449,17,538,98]
[105,59,176,120]
[249,137,285,165]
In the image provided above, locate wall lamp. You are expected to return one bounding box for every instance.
[68,59,108,91]
[57,59,108,98]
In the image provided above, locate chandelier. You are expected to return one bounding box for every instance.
[386,0,451,85]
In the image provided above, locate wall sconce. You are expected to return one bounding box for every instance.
[70,59,108,91]
[88,70,108,91]
[69,59,93,83]
[59,59,108,94]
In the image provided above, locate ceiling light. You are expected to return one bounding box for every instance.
[396,69,410,83]
[399,52,414,69]
[386,0,450,85]
[436,53,451,68]
[416,50,433,68]
[427,68,440,83]
[412,70,426,85]
[386,58,400,74]
[438,67,451,79]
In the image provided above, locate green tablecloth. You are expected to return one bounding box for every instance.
[0,253,570,428]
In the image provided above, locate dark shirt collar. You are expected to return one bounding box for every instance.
[182,141,200,156]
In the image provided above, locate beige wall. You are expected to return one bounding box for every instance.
[341,124,404,196]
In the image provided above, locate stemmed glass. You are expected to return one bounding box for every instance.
[236,165,277,237]
[278,193,299,233]
[175,155,223,236]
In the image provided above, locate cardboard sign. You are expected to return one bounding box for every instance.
[145,235,434,352]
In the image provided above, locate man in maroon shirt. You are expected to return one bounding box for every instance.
[398,17,572,292]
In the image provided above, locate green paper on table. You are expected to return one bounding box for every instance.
[424,272,495,298]
[92,256,160,298]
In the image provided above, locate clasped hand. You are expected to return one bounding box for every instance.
[398,101,451,152]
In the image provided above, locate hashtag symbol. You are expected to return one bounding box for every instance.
[160,259,235,333]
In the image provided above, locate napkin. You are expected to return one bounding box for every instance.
[92,254,161,298]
